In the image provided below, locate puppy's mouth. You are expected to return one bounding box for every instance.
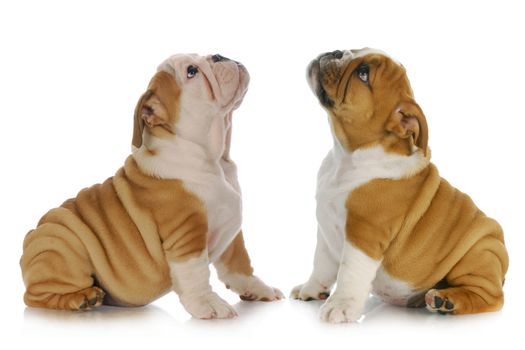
[308,51,347,108]
[311,62,334,108]
[208,55,249,109]
[229,62,249,110]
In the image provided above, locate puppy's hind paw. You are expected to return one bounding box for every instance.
[75,287,105,311]
[425,289,455,314]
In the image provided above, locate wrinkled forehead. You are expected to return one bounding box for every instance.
[348,48,401,66]
[157,53,208,77]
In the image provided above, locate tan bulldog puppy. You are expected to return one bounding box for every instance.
[291,48,508,323]
[21,54,283,318]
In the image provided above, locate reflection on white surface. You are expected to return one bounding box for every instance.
[3,1,524,350]
[19,294,516,348]
[23,304,178,326]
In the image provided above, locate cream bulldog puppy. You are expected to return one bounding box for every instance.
[21,54,283,318]
[291,48,508,323]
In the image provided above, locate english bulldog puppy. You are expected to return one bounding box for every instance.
[20,54,283,318]
[291,48,509,323]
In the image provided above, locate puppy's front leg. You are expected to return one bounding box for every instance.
[291,229,339,301]
[319,240,381,323]
[214,232,283,301]
[170,251,237,319]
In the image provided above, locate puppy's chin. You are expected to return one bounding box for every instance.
[237,63,250,97]
[223,63,250,111]
[307,58,321,95]
[308,51,354,109]
[307,59,335,109]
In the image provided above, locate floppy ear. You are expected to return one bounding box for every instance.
[385,101,428,156]
[132,90,153,148]
[132,71,180,149]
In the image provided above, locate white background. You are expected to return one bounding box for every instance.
[1,0,523,348]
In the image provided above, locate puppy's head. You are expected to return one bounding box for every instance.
[132,54,249,149]
[307,48,428,156]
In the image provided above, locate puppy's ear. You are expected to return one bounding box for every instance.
[385,101,428,156]
[132,71,180,149]
[132,90,152,149]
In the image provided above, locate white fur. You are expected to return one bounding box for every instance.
[169,251,236,319]
[132,54,280,318]
[134,132,242,263]
[294,119,429,321]
[214,261,284,301]
[372,267,421,306]
[315,134,429,266]
[319,241,381,323]
[290,229,338,300]
[133,55,248,263]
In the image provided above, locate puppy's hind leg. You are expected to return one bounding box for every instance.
[425,235,508,315]
[21,225,105,311]
[214,232,283,302]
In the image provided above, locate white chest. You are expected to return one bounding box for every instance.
[315,144,429,303]
[315,154,352,260]
[316,145,404,259]
[133,137,242,263]
[183,170,242,262]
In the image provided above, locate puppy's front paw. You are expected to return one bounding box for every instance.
[181,292,237,319]
[319,294,365,323]
[290,282,330,301]
[229,276,284,302]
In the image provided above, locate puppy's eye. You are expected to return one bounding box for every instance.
[357,64,369,83]
[187,65,199,79]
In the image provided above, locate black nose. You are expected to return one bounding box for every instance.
[329,50,344,59]
[212,54,229,63]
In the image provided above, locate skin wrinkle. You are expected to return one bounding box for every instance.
[222,75,241,108]
[303,48,508,317]
[21,54,282,313]
[199,60,224,103]
[200,69,216,101]
[337,60,355,103]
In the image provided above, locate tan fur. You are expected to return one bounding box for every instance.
[218,231,254,276]
[321,52,425,156]
[132,71,180,148]
[318,49,508,314]
[345,165,507,312]
[21,157,208,309]
[21,55,279,313]
[22,69,196,310]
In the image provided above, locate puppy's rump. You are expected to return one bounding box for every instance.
[349,164,509,292]
[20,156,207,308]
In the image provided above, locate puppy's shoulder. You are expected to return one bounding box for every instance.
[346,163,439,217]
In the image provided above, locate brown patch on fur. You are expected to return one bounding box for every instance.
[132,71,181,148]
[20,156,208,309]
[314,49,508,314]
[217,231,254,276]
[385,102,428,156]
[345,164,508,314]
[320,51,425,156]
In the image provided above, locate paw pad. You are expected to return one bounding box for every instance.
[76,288,105,311]
[304,292,330,301]
[425,290,455,314]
